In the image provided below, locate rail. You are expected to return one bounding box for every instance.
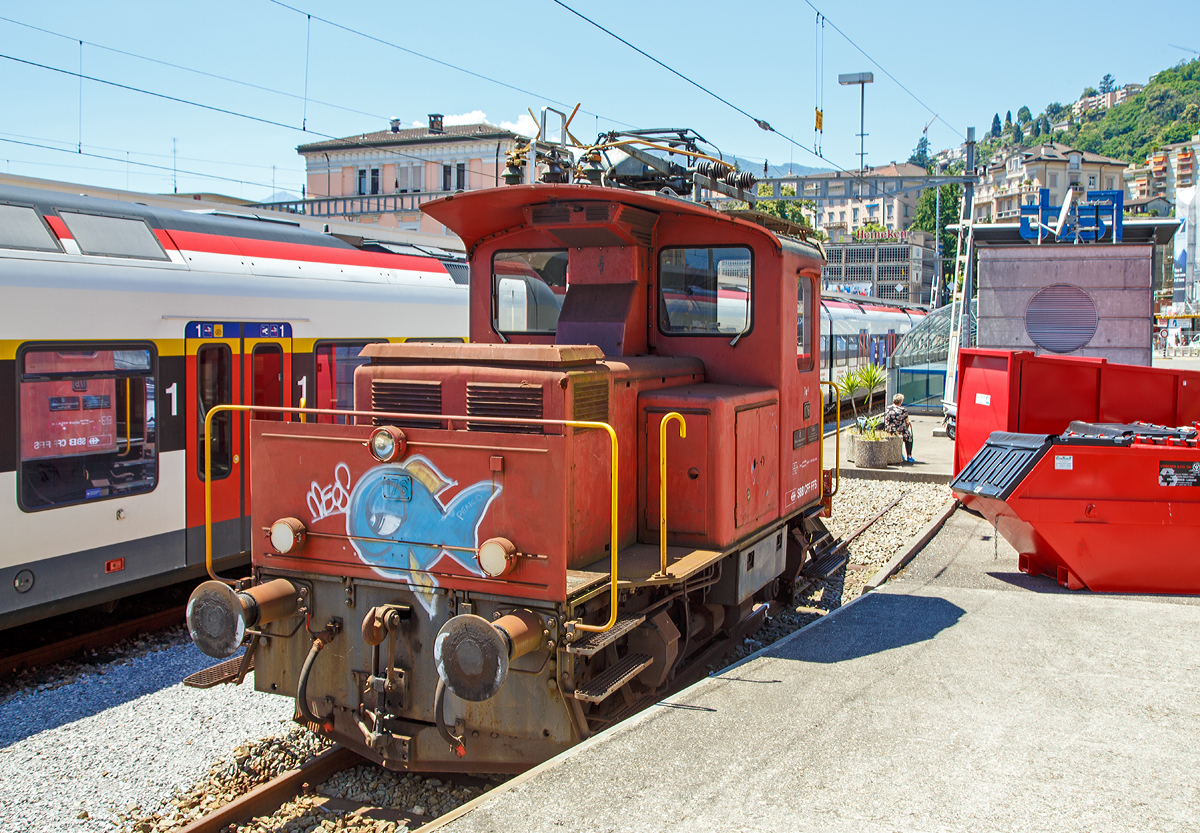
[819,381,841,501]
[654,413,687,579]
[201,405,621,636]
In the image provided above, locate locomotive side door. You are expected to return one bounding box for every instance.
[184,321,291,564]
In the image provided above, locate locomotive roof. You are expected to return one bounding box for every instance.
[422,183,822,258]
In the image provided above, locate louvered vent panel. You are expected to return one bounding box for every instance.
[572,377,609,424]
[585,204,610,222]
[371,380,442,429]
[1024,284,1098,354]
[615,205,657,246]
[467,384,543,434]
[531,205,571,225]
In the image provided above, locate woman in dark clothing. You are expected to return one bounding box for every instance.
[883,393,915,463]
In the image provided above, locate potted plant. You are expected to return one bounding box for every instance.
[855,414,890,468]
[835,371,864,461]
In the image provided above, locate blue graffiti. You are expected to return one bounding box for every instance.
[345,456,500,582]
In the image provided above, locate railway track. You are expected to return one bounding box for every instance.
[0,604,187,678]
[170,496,914,833]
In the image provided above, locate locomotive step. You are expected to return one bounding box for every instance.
[572,653,653,704]
[801,543,848,580]
[565,612,646,656]
[183,652,255,689]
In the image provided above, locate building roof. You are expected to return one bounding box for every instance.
[1126,195,1172,208]
[298,123,519,153]
[1018,142,1128,168]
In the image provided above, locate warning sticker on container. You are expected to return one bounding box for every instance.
[1159,461,1200,487]
[975,393,991,406]
[1054,455,1073,470]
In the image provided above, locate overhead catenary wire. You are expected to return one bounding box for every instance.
[267,0,635,131]
[0,52,509,186]
[0,14,404,126]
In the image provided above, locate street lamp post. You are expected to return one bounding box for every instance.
[838,72,874,177]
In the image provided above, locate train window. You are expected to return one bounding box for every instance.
[58,211,168,260]
[18,345,157,511]
[797,274,814,371]
[493,250,569,335]
[658,247,752,336]
[252,344,284,422]
[835,336,849,367]
[0,204,61,253]
[197,345,232,480]
[315,341,383,424]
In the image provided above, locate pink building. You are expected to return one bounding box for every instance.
[293,115,521,235]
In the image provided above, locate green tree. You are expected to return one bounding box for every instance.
[1081,86,1098,99]
[1100,74,1116,94]
[1005,110,1013,128]
[991,113,1002,137]
[1017,105,1032,123]
[1045,102,1066,120]
[1031,117,1042,139]
[750,184,813,227]
[1012,122,1024,144]
[908,135,931,169]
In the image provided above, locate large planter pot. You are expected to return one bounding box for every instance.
[855,437,889,469]
[886,434,904,465]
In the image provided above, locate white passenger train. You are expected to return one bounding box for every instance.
[0,184,468,629]
[819,293,927,408]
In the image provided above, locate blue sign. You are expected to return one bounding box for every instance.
[1020,188,1124,243]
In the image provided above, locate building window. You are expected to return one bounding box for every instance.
[887,204,894,217]
[1106,176,1114,189]
[357,169,367,195]
[19,345,157,510]
[904,205,910,217]
[412,165,421,193]
[442,165,453,192]
[370,168,380,195]
[1088,175,1096,189]
[840,211,846,221]
[853,208,859,221]
[456,163,466,191]
[1050,173,1058,188]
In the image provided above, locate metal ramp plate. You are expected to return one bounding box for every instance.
[565,612,646,657]
[572,653,652,703]
[183,652,253,689]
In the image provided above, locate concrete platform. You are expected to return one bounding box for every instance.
[823,414,955,483]
[429,509,1200,833]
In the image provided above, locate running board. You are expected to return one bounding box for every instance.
[184,652,254,688]
[572,653,652,703]
[798,514,847,580]
[565,612,645,657]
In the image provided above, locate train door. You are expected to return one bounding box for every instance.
[184,322,291,564]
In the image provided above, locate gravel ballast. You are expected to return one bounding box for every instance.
[0,641,294,832]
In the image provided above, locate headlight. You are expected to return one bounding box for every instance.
[368,426,406,463]
[477,537,517,578]
[269,517,306,554]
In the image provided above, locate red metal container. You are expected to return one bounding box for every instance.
[953,422,1200,593]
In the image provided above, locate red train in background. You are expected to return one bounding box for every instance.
[186,128,845,773]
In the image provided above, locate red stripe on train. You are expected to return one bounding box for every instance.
[163,229,449,272]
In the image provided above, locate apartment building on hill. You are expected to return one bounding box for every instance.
[972,142,1127,223]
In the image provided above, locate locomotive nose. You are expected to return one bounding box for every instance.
[434,610,544,701]
[187,578,300,658]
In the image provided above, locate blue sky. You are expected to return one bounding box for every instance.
[1,1,1197,201]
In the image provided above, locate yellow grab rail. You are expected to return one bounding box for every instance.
[118,379,133,457]
[654,413,686,579]
[202,405,621,636]
[819,380,841,502]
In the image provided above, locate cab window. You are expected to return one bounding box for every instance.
[658,246,752,336]
[797,274,814,371]
[493,250,569,335]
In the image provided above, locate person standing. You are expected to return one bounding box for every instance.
[884,393,915,463]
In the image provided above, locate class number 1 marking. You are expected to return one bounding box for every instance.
[165,382,177,416]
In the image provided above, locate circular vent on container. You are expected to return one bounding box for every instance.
[1024,284,1098,353]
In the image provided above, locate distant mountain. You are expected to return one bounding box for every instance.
[727,156,830,179]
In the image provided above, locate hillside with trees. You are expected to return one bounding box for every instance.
[972,57,1200,166]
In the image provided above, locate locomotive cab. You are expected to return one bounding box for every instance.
[187,167,834,773]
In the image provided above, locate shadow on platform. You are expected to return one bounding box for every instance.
[767,592,965,664]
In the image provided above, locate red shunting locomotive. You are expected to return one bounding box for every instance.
[186,129,839,773]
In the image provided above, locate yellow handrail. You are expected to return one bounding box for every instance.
[202,405,621,636]
[118,379,132,457]
[819,381,841,502]
[655,413,686,578]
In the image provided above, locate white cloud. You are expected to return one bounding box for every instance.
[443,110,489,126]
[499,114,539,138]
